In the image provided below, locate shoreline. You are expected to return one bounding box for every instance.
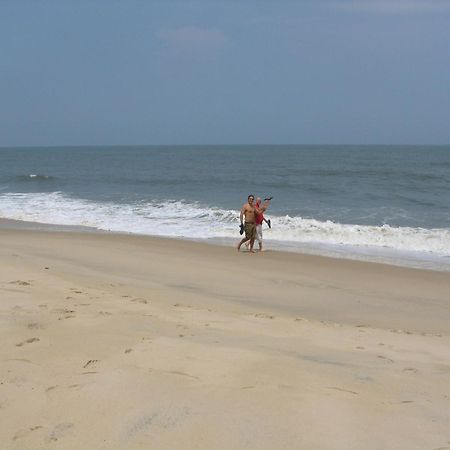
[1,226,449,449]
[1,217,449,273]
[1,226,450,333]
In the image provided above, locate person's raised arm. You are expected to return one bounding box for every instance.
[258,197,272,212]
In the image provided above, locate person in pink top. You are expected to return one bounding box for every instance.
[253,197,272,251]
[245,196,272,252]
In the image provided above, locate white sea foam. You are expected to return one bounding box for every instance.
[17,174,54,180]
[0,192,237,238]
[1,192,449,267]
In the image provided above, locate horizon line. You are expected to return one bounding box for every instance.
[1,143,450,149]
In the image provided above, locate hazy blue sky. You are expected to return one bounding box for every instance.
[1,0,450,146]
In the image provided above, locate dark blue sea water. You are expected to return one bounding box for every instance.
[1,145,450,268]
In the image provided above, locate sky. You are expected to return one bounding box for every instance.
[1,0,450,146]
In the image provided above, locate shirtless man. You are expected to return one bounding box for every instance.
[237,194,271,252]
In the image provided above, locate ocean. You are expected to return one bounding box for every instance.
[1,145,450,270]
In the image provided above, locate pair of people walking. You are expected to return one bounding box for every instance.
[237,194,272,252]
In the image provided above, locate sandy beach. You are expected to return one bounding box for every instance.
[1,227,449,450]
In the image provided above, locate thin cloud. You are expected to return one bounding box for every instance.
[156,26,228,56]
[336,0,450,14]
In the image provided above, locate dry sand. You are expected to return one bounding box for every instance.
[0,228,449,450]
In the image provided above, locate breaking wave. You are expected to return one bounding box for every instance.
[1,192,449,264]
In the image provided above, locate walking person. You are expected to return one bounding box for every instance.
[237,195,272,252]
[253,197,271,252]
[244,197,272,252]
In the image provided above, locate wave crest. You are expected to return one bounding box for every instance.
[0,192,449,260]
[16,174,56,181]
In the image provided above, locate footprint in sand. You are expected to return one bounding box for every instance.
[16,337,40,347]
[5,358,32,364]
[83,359,100,369]
[124,348,133,354]
[327,386,359,395]
[9,280,32,286]
[402,367,419,374]
[131,298,149,304]
[390,328,410,334]
[377,355,394,363]
[166,370,199,380]
[13,426,43,441]
[126,414,158,440]
[52,308,77,320]
[53,308,76,314]
[126,406,191,438]
[27,322,43,330]
[47,422,74,442]
[254,313,275,319]
[69,288,85,294]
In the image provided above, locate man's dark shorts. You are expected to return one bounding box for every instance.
[244,222,256,240]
